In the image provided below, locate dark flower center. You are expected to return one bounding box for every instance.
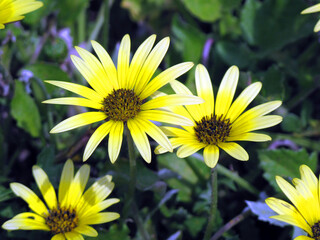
[194,114,232,145]
[102,89,143,122]
[45,206,78,234]
[312,222,320,240]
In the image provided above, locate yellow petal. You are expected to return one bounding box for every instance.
[127,119,151,163]
[44,81,103,103]
[78,212,120,225]
[177,142,205,158]
[134,37,170,95]
[10,183,48,216]
[203,145,219,168]
[32,166,57,209]
[2,218,49,231]
[227,82,262,123]
[270,215,312,236]
[43,97,103,110]
[127,35,156,89]
[82,198,120,217]
[195,64,214,116]
[64,231,84,240]
[50,112,106,133]
[140,62,194,99]
[218,142,248,161]
[314,19,320,32]
[294,236,314,240]
[74,225,98,237]
[117,34,131,88]
[83,121,113,161]
[275,176,300,207]
[108,121,124,163]
[139,110,193,126]
[215,66,239,117]
[227,133,271,142]
[51,233,65,240]
[91,40,119,89]
[58,160,74,206]
[301,3,320,14]
[141,94,204,110]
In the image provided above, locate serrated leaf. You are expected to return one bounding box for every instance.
[258,149,317,191]
[10,81,41,137]
[246,201,289,227]
[180,0,221,22]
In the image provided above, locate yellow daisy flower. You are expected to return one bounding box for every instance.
[301,3,320,32]
[155,64,282,168]
[43,34,201,163]
[266,165,320,240]
[0,0,43,29]
[2,159,120,240]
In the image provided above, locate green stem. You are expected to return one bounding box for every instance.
[203,167,218,240]
[102,0,110,48]
[77,8,86,44]
[192,153,259,195]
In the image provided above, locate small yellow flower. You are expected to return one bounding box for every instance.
[44,34,202,163]
[155,64,282,168]
[266,165,320,240]
[0,0,43,29]
[301,3,320,32]
[2,160,120,240]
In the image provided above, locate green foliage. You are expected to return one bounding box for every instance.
[259,149,318,191]
[10,81,41,137]
[180,0,221,22]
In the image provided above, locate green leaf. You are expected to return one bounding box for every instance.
[259,149,318,191]
[10,81,41,137]
[0,186,14,203]
[87,224,130,240]
[184,216,207,237]
[180,0,221,22]
[260,65,285,100]
[281,113,302,133]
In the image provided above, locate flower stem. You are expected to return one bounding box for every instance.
[203,167,218,240]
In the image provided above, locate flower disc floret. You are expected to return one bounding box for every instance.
[312,222,320,240]
[102,89,143,122]
[45,207,78,234]
[194,114,231,145]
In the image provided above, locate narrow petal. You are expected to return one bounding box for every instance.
[75,46,113,94]
[301,3,320,14]
[270,215,312,236]
[64,231,84,240]
[275,176,300,207]
[218,142,249,161]
[50,112,106,133]
[127,35,156,89]
[117,34,131,88]
[226,82,262,123]
[82,199,120,217]
[135,37,170,95]
[74,225,98,237]
[135,117,172,152]
[140,62,194,99]
[43,97,103,110]
[59,160,74,206]
[203,145,219,168]
[314,19,320,32]
[91,40,119,89]
[177,142,206,158]
[78,212,120,225]
[83,121,113,161]
[294,236,313,240]
[160,126,194,138]
[127,119,151,163]
[66,164,90,208]
[141,94,204,110]
[44,81,103,103]
[195,64,214,116]
[51,234,65,240]
[227,133,271,142]
[215,66,239,117]
[139,110,193,126]
[2,218,49,231]
[108,121,124,163]
[10,183,48,216]
[32,166,57,209]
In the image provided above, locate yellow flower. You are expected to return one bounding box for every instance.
[266,165,320,240]
[301,3,320,32]
[44,34,201,163]
[2,160,120,240]
[0,0,43,29]
[155,64,282,168]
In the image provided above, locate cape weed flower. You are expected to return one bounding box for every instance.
[0,0,43,29]
[155,64,282,168]
[266,165,320,240]
[44,34,202,163]
[2,160,120,240]
[301,3,320,32]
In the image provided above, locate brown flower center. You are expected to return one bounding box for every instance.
[101,89,143,122]
[312,222,320,240]
[45,206,78,234]
[194,114,231,145]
